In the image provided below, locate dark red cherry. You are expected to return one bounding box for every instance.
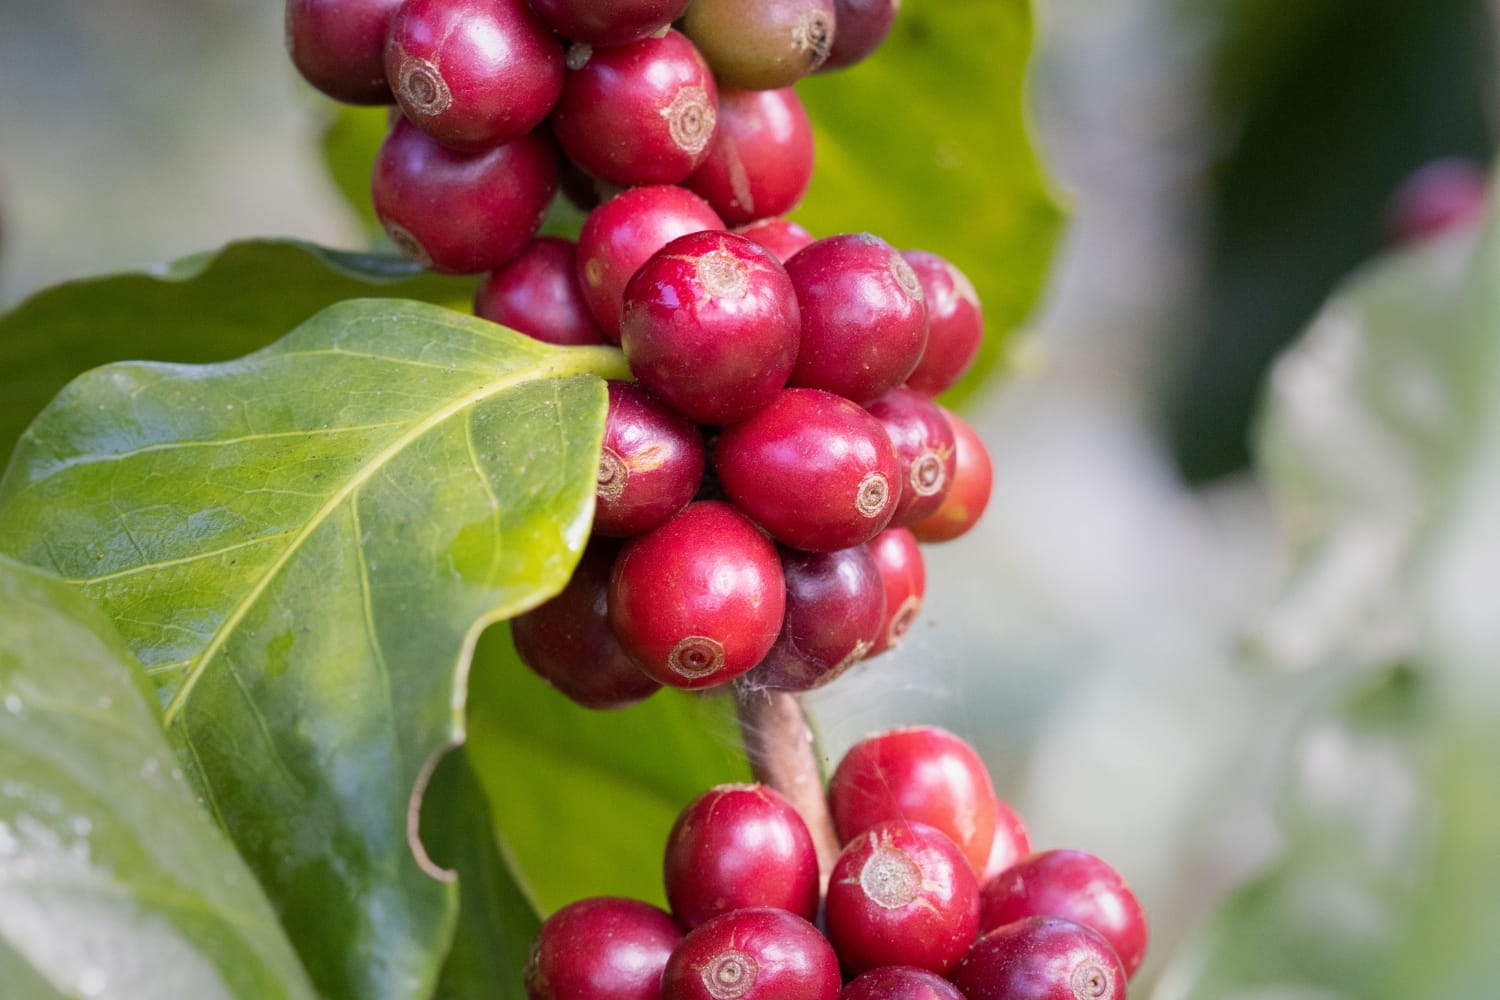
[529,0,692,47]
[734,216,816,263]
[838,966,966,1000]
[475,237,609,345]
[683,0,836,89]
[525,896,683,1000]
[867,387,957,527]
[595,381,705,537]
[901,250,984,397]
[661,907,841,1000]
[685,87,814,225]
[822,0,899,70]
[980,797,1032,886]
[948,917,1126,1000]
[908,407,991,543]
[866,527,925,656]
[286,0,402,105]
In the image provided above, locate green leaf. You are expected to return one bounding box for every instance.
[465,625,750,915]
[0,299,629,999]
[0,554,318,1000]
[322,107,389,238]
[0,239,475,466]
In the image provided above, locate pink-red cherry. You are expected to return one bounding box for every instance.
[595,381,705,538]
[901,250,984,397]
[525,896,683,1000]
[838,967,966,1000]
[866,527,925,656]
[734,217,816,263]
[286,0,402,104]
[475,237,609,345]
[1386,157,1488,244]
[948,917,1127,1000]
[685,87,815,225]
[867,387,957,527]
[980,797,1033,885]
[907,407,992,543]
[661,907,841,1000]
[529,0,692,47]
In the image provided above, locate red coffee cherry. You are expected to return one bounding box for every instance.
[715,389,900,552]
[786,233,929,404]
[866,527,925,656]
[529,0,692,48]
[838,967,966,1000]
[661,907,841,1000]
[683,0,836,89]
[979,797,1032,885]
[663,784,820,928]
[908,407,992,543]
[371,118,557,274]
[734,217,816,263]
[551,30,719,187]
[822,0,899,71]
[901,250,984,397]
[475,237,609,345]
[595,381,706,538]
[285,0,402,105]
[620,231,800,425]
[525,896,683,1000]
[948,917,1126,1000]
[867,387,957,527]
[980,849,1148,979]
[685,87,815,225]
[828,725,999,875]
[824,820,981,976]
[609,501,785,689]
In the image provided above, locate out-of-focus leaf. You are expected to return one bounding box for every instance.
[0,555,318,1000]
[322,106,389,237]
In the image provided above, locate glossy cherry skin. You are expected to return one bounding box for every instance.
[661,907,841,1000]
[609,501,785,689]
[901,250,984,397]
[621,230,800,425]
[908,407,992,543]
[742,544,884,691]
[529,0,692,47]
[825,820,981,976]
[715,389,900,552]
[663,783,820,927]
[980,797,1033,885]
[685,87,814,225]
[734,217,816,263]
[371,118,557,274]
[866,527,925,656]
[595,381,705,537]
[786,233,929,404]
[684,0,836,89]
[822,0,899,71]
[551,30,719,187]
[286,0,402,104]
[511,538,661,709]
[948,917,1127,1000]
[828,725,998,876]
[867,387,957,527]
[980,850,1148,979]
[525,896,683,1000]
[838,967,966,1000]
[475,237,609,345]
[1386,157,1488,243]
[577,185,724,340]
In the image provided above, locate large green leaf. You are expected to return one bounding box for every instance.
[0,299,629,999]
[0,239,474,466]
[0,554,318,999]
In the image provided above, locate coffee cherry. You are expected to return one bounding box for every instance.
[577,185,724,339]
[979,797,1032,885]
[838,967,966,1000]
[824,820,981,976]
[821,0,899,71]
[734,217,816,263]
[979,849,1148,979]
[1386,157,1488,243]
[865,527,924,656]
[474,237,609,345]
[551,30,719,187]
[286,0,402,105]
[371,118,557,274]
[525,896,683,1000]
[663,783,820,927]
[900,250,984,397]
[511,538,661,710]
[866,387,957,527]
[609,501,785,689]
[386,0,564,151]
[948,917,1126,1000]
[786,233,929,405]
[828,725,998,875]
[529,0,693,48]
[741,544,885,691]
[620,231,800,425]
[907,407,991,543]
[595,381,706,537]
[685,88,815,225]
[661,907,842,1000]
[683,0,836,89]
[715,389,900,552]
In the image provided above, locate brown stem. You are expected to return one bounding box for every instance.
[733,684,841,888]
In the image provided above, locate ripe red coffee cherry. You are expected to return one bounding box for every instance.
[742,544,885,691]
[901,250,984,397]
[386,0,563,151]
[980,797,1032,885]
[609,501,785,689]
[908,407,992,543]
[286,0,402,104]
[525,896,683,1000]
[1386,157,1489,243]
[551,30,719,187]
[822,0,899,71]
[866,527,925,656]
[734,217,815,263]
[715,389,900,552]
[685,88,815,225]
[867,387,957,527]
[839,967,966,1000]
[371,118,557,274]
[683,0,836,89]
[786,233,929,405]
[661,907,841,1000]
[828,725,999,875]
[948,917,1126,1000]
[620,231,800,425]
[577,185,724,340]
[595,381,705,537]
[529,0,692,47]
[475,237,609,345]
[825,820,981,976]
[663,783,820,928]
[980,849,1148,979]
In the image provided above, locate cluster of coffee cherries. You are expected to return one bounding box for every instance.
[525,726,1147,999]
